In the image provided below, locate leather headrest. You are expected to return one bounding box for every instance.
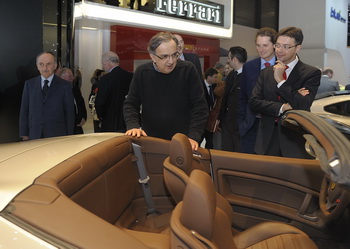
[180,170,216,240]
[169,133,193,175]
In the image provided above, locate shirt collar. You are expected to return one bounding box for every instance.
[152,62,160,72]
[260,57,276,69]
[284,56,299,79]
[285,56,299,72]
[41,74,54,87]
[178,53,185,61]
[109,65,118,72]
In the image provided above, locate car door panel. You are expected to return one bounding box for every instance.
[210,150,325,232]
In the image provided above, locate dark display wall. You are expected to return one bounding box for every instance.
[0,0,43,143]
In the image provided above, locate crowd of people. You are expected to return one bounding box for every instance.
[20,27,348,159]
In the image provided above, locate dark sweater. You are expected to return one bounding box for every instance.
[123,60,208,142]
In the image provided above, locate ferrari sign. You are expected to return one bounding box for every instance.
[155,0,224,26]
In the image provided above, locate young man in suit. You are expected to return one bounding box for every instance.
[201,67,219,149]
[249,27,321,158]
[239,27,277,154]
[95,51,133,133]
[219,46,247,152]
[19,52,75,140]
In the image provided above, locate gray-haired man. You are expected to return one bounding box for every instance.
[123,32,208,150]
[95,51,133,132]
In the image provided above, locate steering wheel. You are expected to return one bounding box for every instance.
[319,175,350,223]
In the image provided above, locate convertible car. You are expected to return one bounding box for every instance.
[312,90,350,139]
[0,110,350,249]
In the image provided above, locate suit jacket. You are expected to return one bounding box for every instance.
[19,75,75,139]
[184,53,203,79]
[219,70,241,133]
[202,81,216,110]
[317,75,339,95]
[72,85,87,134]
[95,66,133,132]
[249,60,321,157]
[239,58,261,137]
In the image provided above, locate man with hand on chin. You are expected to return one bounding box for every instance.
[123,32,208,151]
[249,27,321,158]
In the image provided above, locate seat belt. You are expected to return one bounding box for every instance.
[132,143,156,214]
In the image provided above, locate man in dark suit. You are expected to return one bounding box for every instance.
[249,27,321,158]
[174,34,203,79]
[239,27,277,154]
[95,51,133,132]
[219,46,247,152]
[19,52,75,140]
[58,67,87,134]
[201,67,219,149]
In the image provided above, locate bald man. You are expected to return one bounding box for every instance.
[19,52,75,140]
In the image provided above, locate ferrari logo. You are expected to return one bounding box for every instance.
[330,182,336,190]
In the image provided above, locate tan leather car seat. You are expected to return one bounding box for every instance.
[170,169,318,249]
[163,133,233,223]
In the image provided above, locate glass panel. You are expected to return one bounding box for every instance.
[261,0,278,30]
[348,5,350,47]
[234,0,257,28]
[42,0,71,67]
[324,101,350,117]
[43,0,58,54]
[234,0,278,30]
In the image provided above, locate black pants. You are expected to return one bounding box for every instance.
[201,130,214,149]
[240,117,260,154]
[130,0,141,9]
[221,121,240,152]
[105,0,119,6]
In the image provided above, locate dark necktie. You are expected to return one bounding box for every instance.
[283,65,289,80]
[209,85,214,105]
[264,62,270,68]
[42,80,49,98]
[233,70,238,79]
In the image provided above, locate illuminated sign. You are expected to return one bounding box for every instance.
[154,0,224,27]
[75,0,233,39]
[330,7,346,23]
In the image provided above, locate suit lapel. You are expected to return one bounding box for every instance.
[277,60,308,103]
[36,76,42,93]
[34,76,46,100]
[254,59,261,71]
[264,67,280,101]
[285,61,304,88]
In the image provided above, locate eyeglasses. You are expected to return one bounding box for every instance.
[273,44,298,50]
[153,51,180,60]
